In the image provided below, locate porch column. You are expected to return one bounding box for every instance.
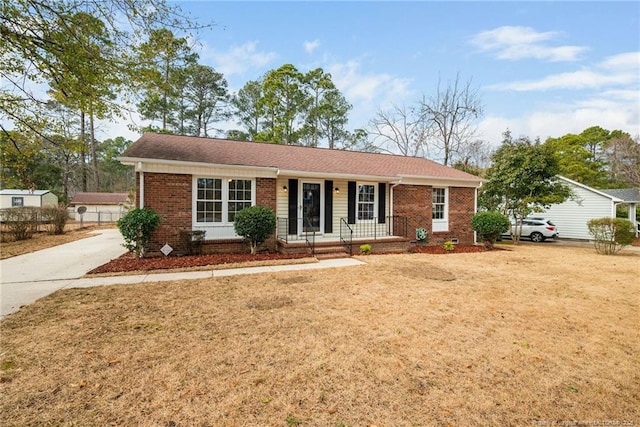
[629,203,638,236]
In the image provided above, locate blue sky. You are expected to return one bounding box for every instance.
[121,1,639,148]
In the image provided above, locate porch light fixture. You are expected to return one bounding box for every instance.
[283,185,288,193]
[335,187,340,194]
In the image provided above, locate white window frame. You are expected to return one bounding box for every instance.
[432,187,449,232]
[11,196,24,207]
[227,178,253,223]
[357,182,376,222]
[193,177,256,226]
[195,178,223,223]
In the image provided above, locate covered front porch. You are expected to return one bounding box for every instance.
[276,216,411,256]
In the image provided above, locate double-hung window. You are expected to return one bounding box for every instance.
[195,177,254,224]
[228,179,252,222]
[196,178,222,222]
[357,184,375,221]
[11,197,24,207]
[432,187,448,231]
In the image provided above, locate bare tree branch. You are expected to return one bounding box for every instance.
[419,73,483,165]
[368,103,429,157]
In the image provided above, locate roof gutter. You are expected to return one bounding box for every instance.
[118,156,281,175]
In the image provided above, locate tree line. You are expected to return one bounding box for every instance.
[1,0,638,206]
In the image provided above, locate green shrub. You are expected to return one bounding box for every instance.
[359,243,372,254]
[471,211,510,249]
[587,217,635,255]
[233,206,276,255]
[117,208,161,257]
[41,205,69,235]
[443,240,455,251]
[1,207,39,241]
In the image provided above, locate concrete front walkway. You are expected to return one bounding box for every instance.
[0,230,364,318]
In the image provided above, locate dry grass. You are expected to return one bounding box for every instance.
[1,245,638,426]
[0,223,115,260]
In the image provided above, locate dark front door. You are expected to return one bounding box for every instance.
[302,182,321,232]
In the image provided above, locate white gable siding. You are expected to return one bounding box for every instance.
[541,183,615,240]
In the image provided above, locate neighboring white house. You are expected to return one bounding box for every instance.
[0,189,58,209]
[69,192,131,223]
[539,176,639,240]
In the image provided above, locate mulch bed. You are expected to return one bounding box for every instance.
[87,252,310,275]
[88,244,495,275]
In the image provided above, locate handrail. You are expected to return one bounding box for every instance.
[276,217,289,243]
[304,217,316,256]
[340,218,354,255]
[278,216,408,244]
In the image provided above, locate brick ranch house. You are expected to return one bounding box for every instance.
[119,133,484,256]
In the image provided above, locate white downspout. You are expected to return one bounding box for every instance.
[137,162,144,209]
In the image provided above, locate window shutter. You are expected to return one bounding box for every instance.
[324,180,333,233]
[378,183,386,224]
[347,181,356,224]
[288,179,298,234]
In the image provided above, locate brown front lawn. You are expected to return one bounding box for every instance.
[0,245,638,426]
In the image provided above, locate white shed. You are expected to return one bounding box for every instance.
[0,189,58,209]
[539,176,639,240]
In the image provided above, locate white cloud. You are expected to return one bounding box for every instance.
[488,69,636,91]
[599,51,640,70]
[486,51,640,92]
[196,41,278,76]
[470,26,587,62]
[327,60,414,128]
[328,60,413,103]
[478,95,640,147]
[304,39,320,54]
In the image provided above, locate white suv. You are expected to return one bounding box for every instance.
[503,218,559,242]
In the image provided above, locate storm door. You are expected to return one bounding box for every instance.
[301,182,322,233]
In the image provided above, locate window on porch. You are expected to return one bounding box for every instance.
[357,184,375,221]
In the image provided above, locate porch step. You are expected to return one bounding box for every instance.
[313,245,350,259]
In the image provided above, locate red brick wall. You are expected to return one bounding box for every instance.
[393,184,432,239]
[393,184,476,245]
[431,187,476,245]
[256,178,277,211]
[138,172,192,255]
[136,174,278,255]
[256,178,277,251]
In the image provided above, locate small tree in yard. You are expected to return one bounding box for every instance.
[587,217,635,255]
[233,206,276,255]
[480,131,573,244]
[117,208,161,257]
[472,211,510,249]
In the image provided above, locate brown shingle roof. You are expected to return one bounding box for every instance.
[70,192,130,205]
[121,133,481,182]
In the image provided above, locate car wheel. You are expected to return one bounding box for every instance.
[530,232,544,242]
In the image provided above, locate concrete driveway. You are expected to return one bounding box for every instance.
[0,228,127,317]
